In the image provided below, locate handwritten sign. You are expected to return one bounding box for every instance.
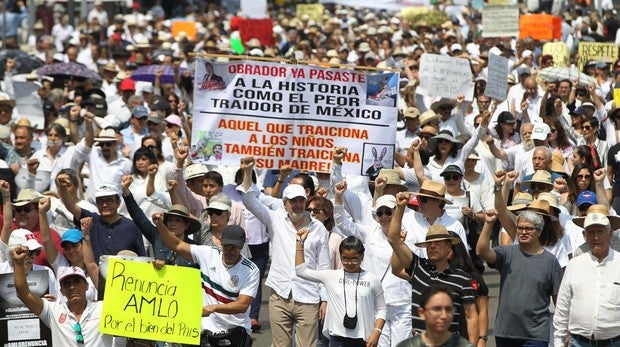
[614,88,620,107]
[238,18,274,47]
[191,58,399,176]
[418,53,475,101]
[296,4,324,24]
[542,42,570,67]
[577,42,619,71]
[482,6,519,38]
[519,14,561,40]
[171,20,197,41]
[100,258,202,345]
[485,54,509,100]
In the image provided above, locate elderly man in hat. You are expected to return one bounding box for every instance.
[477,207,562,347]
[155,217,259,346]
[388,192,479,345]
[554,204,620,347]
[395,107,421,166]
[240,156,329,347]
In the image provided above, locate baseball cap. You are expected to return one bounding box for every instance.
[577,190,597,207]
[375,195,396,210]
[119,79,136,91]
[184,164,208,180]
[8,228,43,250]
[497,111,516,124]
[207,194,232,211]
[165,114,182,128]
[61,229,84,245]
[440,165,464,177]
[282,184,306,200]
[147,111,165,124]
[221,225,246,249]
[517,66,531,76]
[57,266,87,283]
[131,106,149,118]
[531,122,550,141]
[95,184,119,198]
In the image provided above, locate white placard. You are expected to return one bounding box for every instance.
[418,53,475,100]
[318,0,431,10]
[485,54,510,100]
[482,6,519,38]
[240,0,268,19]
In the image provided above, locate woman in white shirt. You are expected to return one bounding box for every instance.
[296,234,386,347]
[129,146,171,216]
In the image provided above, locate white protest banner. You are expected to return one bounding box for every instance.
[191,58,399,176]
[482,6,519,38]
[240,0,268,19]
[13,81,45,130]
[418,53,475,100]
[319,0,430,11]
[485,54,509,100]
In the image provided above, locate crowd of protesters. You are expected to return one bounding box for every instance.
[0,0,619,346]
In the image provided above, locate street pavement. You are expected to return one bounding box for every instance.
[251,266,502,347]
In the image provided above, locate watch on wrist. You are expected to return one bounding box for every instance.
[493,184,502,193]
[479,335,488,341]
[83,235,90,241]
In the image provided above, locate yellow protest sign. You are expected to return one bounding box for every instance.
[542,42,570,67]
[488,0,511,4]
[400,6,430,18]
[578,42,619,71]
[296,4,324,24]
[100,259,202,345]
[614,88,620,108]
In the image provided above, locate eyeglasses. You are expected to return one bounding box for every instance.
[581,125,592,131]
[577,174,591,180]
[99,142,115,147]
[207,209,225,216]
[376,209,393,217]
[529,183,549,191]
[306,208,323,214]
[443,174,461,181]
[516,225,538,233]
[425,305,455,314]
[418,134,432,140]
[73,323,84,344]
[340,257,361,264]
[28,249,41,257]
[95,197,117,206]
[14,206,37,213]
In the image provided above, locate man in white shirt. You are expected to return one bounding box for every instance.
[240,156,330,347]
[553,206,620,347]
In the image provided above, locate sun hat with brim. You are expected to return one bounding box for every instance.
[404,107,421,119]
[12,189,42,207]
[467,153,480,160]
[184,164,208,180]
[414,180,453,204]
[537,192,561,216]
[164,204,201,235]
[577,190,597,207]
[221,225,246,249]
[429,130,463,150]
[521,170,553,191]
[430,98,457,113]
[419,110,440,126]
[94,128,117,143]
[573,204,620,230]
[415,224,461,247]
[526,199,557,220]
[581,102,596,110]
[379,169,407,191]
[207,194,232,212]
[357,42,371,52]
[507,192,533,211]
[57,266,87,283]
[375,194,396,210]
[8,228,43,250]
[419,125,438,137]
[550,152,566,174]
[95,184,119,198]
[0,94,16,108]
[61,229,83,245]
[283,184,306,201]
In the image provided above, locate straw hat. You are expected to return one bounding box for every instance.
[0,94,16,109]
[357,42,371,53]
[573,204,620,230]
[418,110,440,126]
[430,98,457,113]
[507,192,533,212]
[536,192,561,216]
[526,199,557,220]
[414,180,453,204]
[415,224,461,247]
[378,169,407,192]
[550,152,565,175]
[521,170,553,191]
[163,205,201,235]
[403,107,421,119]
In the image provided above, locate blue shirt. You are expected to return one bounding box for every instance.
[0,7,28,38]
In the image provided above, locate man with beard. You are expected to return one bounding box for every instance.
[240,156,330,347]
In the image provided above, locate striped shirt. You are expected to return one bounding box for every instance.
[190,245,260,335]
[406,256,477,337]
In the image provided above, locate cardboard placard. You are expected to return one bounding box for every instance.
[485,54,510,100]
[418,53,475,100]
[171,20,197,41]
[238,18,274,47]
[482,6,519,38]
[577,42,619,71]
[542,42,570,67]
[519,14,561,40]
[296,4,324,24]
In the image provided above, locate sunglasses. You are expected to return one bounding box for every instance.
[306,208,323,214]
[581,125,592,130]
[443,174,461,181]
[74,323,84,344]
[529,183,550,191]
[577,174,591,180]
[14,206,37,213]
[207,209,225,216]
[376,209,392,217]
[28,249,41,257]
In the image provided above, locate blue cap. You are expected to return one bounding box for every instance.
[577,191,597,207]
[131,105,149,118]
[61,229,83,245]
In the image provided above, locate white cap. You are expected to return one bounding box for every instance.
[8,228,43,251]
[57,266,87,283]
[95,184,119,198]
[583,212,610,228]
[375,195,396,210]
[207,194,232,211]
[531,122,550,141]
[282,184,306,200]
